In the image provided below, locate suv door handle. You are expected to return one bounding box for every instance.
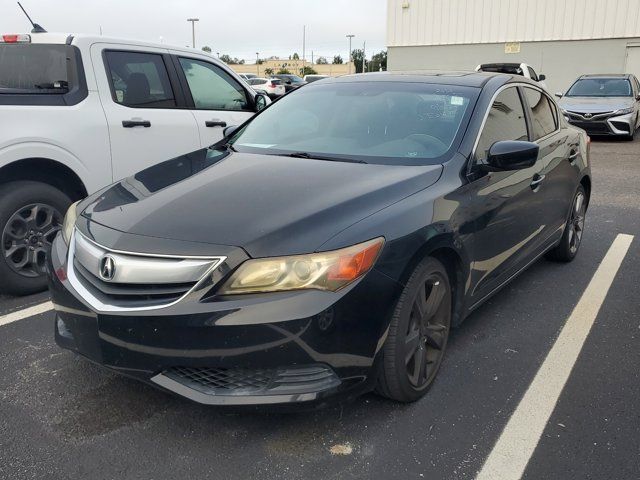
[530,174,546,190]
[122,120,151,128]
[205,120,227,128]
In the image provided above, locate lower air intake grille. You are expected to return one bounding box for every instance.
[163,364,340,397]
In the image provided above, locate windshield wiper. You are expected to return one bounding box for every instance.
[280,152,367,164]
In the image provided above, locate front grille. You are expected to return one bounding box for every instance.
[67,231,225,310]
[569,121,611,134]
[73,258,193,305]
[163,364,341,397]
[566,110,614,120]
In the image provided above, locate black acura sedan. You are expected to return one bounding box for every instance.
[48,72,591,406]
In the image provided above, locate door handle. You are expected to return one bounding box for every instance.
[205,120,227,128]
[530,174,546,190]
[568,149,579,162]
[122,120,151,128]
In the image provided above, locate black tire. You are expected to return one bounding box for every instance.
[546,184,587,263]
[0,181,71,296]
[376,256,452,402]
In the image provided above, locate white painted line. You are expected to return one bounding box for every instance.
[0,301,53,327]
[477,233,635,480]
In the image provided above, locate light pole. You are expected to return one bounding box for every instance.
[346,34,355,74]
[256,52,259,76]
[187,18,199,48]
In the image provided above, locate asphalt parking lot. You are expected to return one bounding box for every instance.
[1,137,639,480]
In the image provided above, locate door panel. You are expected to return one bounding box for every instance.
[175,56,254,147]
[467,86,545,303]
[522,87,576,248]
[91,44,200,181]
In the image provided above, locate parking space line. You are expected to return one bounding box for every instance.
[476,233,635,480]
[0,301,53,327]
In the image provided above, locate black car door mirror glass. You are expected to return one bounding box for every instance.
[538,74,546,81]
[486,141,539,171]
[254,94,268,112]
[223,125,240,138]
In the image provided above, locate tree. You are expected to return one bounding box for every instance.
[316,56,328,65]
[301,66,317,76]
[277,68,292,74]
[219,54,242,65]
[369,50,388,72]
[351,49,365,73]
[201,46,212,53]
[332,55,343,65]
[292,53,300,60]
[264,67,274,76]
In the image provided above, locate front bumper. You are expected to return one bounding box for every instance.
[48,233,402,406]
[566,111,636,136]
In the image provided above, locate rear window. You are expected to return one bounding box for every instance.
[0,44,74,94]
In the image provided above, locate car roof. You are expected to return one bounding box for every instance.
[322,71,527,89]
[10,31,217,58]
[579,73,632,79]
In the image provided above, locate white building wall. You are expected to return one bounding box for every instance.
[387,0,640,47]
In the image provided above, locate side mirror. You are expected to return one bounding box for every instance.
[486,141,539,171]
[538,74,546,81]
[254,93,269,112]
[636,94,640,101]
[555,92,563,98]
[223,125,240,138]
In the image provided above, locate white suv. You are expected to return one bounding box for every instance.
[0,32,268,295]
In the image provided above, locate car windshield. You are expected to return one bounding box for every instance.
[566,78,632,97]
[230,81,478,166]
[281,75,304,83]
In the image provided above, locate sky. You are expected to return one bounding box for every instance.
[2,0,388,62]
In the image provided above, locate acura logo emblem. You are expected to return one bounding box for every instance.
[99,255,116,281]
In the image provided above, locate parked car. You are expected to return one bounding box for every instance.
[239,73,257,81]
[0,32,269,295]
[476,63,548,90]
[246,77,285,98]
[556,74,640,140]
[303,74,329,83]
[272,74,306,92]
[49,72,591,407]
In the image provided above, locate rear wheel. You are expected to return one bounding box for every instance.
[546,185,586,263]
[0,181,71,295]
[376,257,452,402]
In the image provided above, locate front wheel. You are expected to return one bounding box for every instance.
[376,256,452,402]
[0,181,71,295]
[546,185,587,263]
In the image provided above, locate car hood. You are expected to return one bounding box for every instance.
[559,96,634,113]
[81,148,443,258]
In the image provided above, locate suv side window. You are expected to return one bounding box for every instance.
[523,87,557,140]
[475,87,528,162]
[527,67,539,82]
[104,51,176,108]
[178,58,249,111]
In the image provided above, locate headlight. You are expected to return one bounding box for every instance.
[615,107,634,115]
[61,201,80,245]
[219,237,384,295]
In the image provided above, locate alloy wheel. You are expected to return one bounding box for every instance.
[404,273,450,389]
[2,203,62,278]
[567,192,586,255]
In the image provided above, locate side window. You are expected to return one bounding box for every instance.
[104,51,176,108]
[475,87,528,162]
[527,67,539,81]
[178,58,248,111]
[523,88,557,140]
